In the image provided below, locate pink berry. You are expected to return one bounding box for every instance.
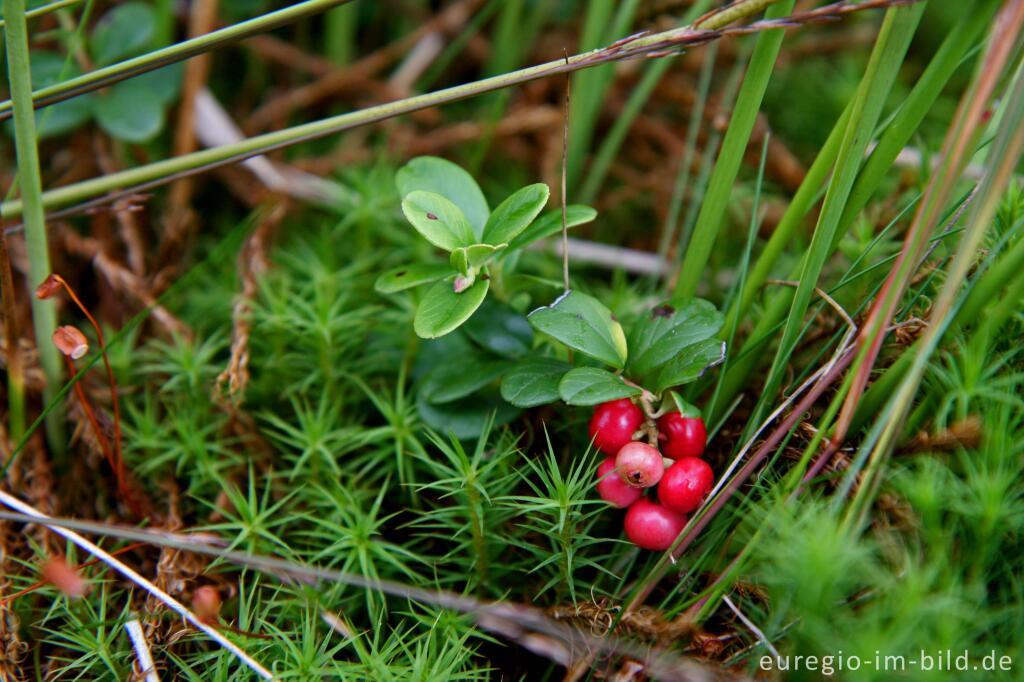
[595,456,643,508]
[657,412,707,459]
[589,399,644,455]
[614,441,664,488]
[623,498,687,551]
[658,457,714,514]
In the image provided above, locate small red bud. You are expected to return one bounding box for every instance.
[35,274,64,300]
[41,556,89,599]
[192,585,222,624]
[53,325,89,359]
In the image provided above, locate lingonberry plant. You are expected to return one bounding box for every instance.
[376,156,597,438]
[378,156,727,547]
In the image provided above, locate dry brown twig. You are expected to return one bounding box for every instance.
[215,202,287,404]
[0,491,275,679]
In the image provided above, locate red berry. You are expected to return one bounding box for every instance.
[658,457,714,514]
[589,399,644,455]
[614,441,664,488]
[623,498,687,551]
[657,412,707,459]
[595,456,643,508]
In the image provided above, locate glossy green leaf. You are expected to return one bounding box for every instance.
[653,338,727,393]
[91,2,157,65]
[421,357,512,404]
[416,391,519,441]
[500,357,572,408]
[374,263,451,294]
[402,191,475,252]
[528,291,627,368]
[396,156,490,238]
[627,299,724,377]
[506,205,597,252]
[94,82,164,143]
[558,367,641,406]
[463,299,533,358]
[129,62,185,106]
[482,183,549,245]
[414,277,489,339]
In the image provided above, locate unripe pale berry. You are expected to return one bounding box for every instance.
[614,441,664,488]
[657,412,707,459]
[623,498,687,551]
[595,456,643,508]
[658,457,714,514]
[589,399,644,455]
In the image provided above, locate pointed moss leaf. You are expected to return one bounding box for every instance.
[402,191,475,251]
[463,299,533,358]
[653,339,727,393]
[414,277,489,339]
[558,367,641,406]
[95,82,164,143]
[482,183,549,245]
[421,357,512,404]
[375,263,451,294]
[528,291,627,368]
[500,357,572,407]
[416,391,519,441]
[506,205,597,252]
[396,156,490,238]
[627,299,724,377]
[91,2,156,65]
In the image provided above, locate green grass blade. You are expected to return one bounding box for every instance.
[749,4,924,429]
[578,0,715,204]
[671,0,795,303]
[2,0,63,447]
[0,0,355,119]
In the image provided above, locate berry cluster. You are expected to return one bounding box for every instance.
[591,399,714,551]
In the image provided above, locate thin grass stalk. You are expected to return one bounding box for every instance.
[671,0,794,303]
[830,1,1019,449]
[0,224,23,443]
[715,6,991,420]
[742,4,924,430]
[0,0,355,119]
[848,207,1024,434]
[325,0,359,65]
[0,490,277,679]
[564,0,639,188]
[0,510,721,682]
[0,0,908,223]
[652,39,718,267]
[844,27,1024,526]
[578,0,715,204]
[0,0,81,29]
[2,0,63,447]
